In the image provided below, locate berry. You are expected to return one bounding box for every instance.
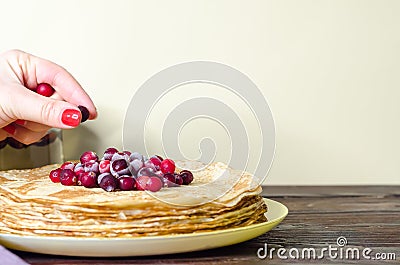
[118,176,136,191]
[79,172,98,188]
[180,170,194,185]
[49,168,62,183]
[84,161,99,174]
[99,160,111,174]
[122,150,132,157]
[174,174,183,185]
[128,159,144,176]
[97,173,111,185]
[80,151,98,164]
[60,169,77,186]
[99,174,118,192]
[111,152,130,162]
[103,147,119,160]
[61,161,75,171]
[163,173,178,187]
[136,175,149,191]
[160,159,175,174]
[137,166,156,178]
[149,156,162,169]
[7,138,26,149]
[36,83,55,97]
[78,106,90,123]
[111,159,130,176]
[144,160,156,171]
[74,163,85,177]
[156,155,164,161]
[0,139,7,150]
[147,177,163,192]
[130,152,144,162]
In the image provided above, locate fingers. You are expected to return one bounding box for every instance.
[14,120,51,133]
[0,130,7,142]
[1,123,48,145]
[31,56,97,120]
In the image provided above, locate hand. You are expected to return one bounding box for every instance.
[0,50,97,144]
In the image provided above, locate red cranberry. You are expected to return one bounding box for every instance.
[118,176,136,191]
[80,151,98,164]
[156,155,164,161]
[99,160,111,174]
[99,174,118,192]
[78,106,90,123]
[180,170,194,185]
[49,168,62,183]
[144,160,156,171]
[84,161,99,174]
[74,164,85,177]
[122,150,132,156]
[103,147,119,160]
[147,177,163,192]
[36,83,55,97]
[97,173,112,185]
[149,156,162,169]
[160,159,175,174]
[61,161,75,170]
[163,173,178,187]
[111,159,129,176]
[111,152,130,162]
[79,172,98,188]
[136,175,150,191]
[60,169,77,186]
[174,174,183,185]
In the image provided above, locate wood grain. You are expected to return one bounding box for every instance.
[12,186,400,264]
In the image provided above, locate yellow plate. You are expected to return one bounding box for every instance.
[0,198,288,257]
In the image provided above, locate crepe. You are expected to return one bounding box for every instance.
[0,162,267,237]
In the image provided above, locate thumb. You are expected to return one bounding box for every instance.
[14,89,82,128]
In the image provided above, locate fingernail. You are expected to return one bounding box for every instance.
[15,119,27,126]
[61,109,81,127]
[2,124,16,135]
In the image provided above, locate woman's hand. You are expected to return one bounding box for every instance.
[0,50,97,144]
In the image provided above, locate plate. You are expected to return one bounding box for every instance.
[0,198,288,257]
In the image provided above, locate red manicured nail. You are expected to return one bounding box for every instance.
[61,109,81,127]
[15,119,27,126]
[3,124,16,135]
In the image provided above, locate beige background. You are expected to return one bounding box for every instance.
[0,0,399,185]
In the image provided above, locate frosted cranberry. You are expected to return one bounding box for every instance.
[99,174,118,192]
[180,170,194,185]
[149,156,162,169]
[144,160,156,171]
[60,169,77,186]
[84,161,99,174]
[128,159,144,176]
[78,106,89,123]
[160,159,175,174]
[80,151,98,164]
[61,161,75,170]
[49,168,62,183]
[163,173,178,187]
[79,172,98,188]
[103,147,118,160]
[99,160,111,173]
[137,167,156,178]
[130,152,144,162]
[122,150,132,156]
[147,177,163,192]
[111,159,129,176]
[111,152,129,162]
[136,175,150,191]
[97,173,111,185]
[174,174,183,185]
[118,176,136,191]
[36,83,55,97]
[74,163,85,177]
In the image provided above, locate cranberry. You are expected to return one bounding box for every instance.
[99,174,118,192]
[136,175,150,191]
[78,106,90,123]
[137,167,156,178]
[99,160,111,174]
[84,161,99,174]
[60,169,77,186]
[49,168,62,183]
[80,151,98,164]
[180,170,194,185]
[163,173,178,187]
[103,147,119,160]
[61,161,75,170]
[111,152,130,162]
[0,139,7,149]
[174,174,183,185]
[7,138,26,149]
[97,173,111,185]
[79,172,98,188]
[156,155,164,161]
[122,150,132,156]
[118,176,136,191]
[149,156,162,169]
[128,159,144,175]
[160,159,175,174]
[130,152,144,162]
[111,159,129,176]
[147,177,163,192]
[74,163,85,177]
[36,83,55,97]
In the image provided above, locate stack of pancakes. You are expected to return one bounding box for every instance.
[0,162,267,237]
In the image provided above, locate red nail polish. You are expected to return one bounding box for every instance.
[15,119,26,126]
[61,109,81,127]
[3,124,16,135]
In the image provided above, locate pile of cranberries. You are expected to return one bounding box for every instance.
[49,148,193,192]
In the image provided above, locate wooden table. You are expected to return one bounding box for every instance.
[13,186,400,264]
